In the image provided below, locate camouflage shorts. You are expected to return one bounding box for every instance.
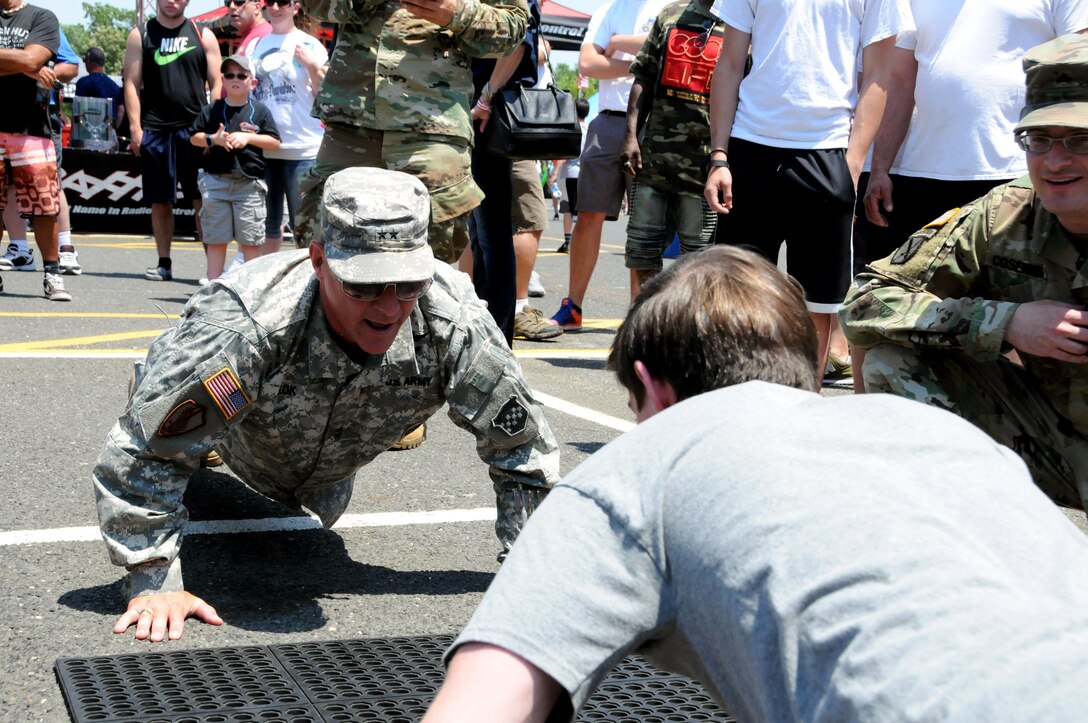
[864,344,1088,509]
[296,123,482,263]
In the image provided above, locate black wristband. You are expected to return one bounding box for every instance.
[707,158,730,169]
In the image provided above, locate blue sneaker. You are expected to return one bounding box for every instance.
[549,297,582,329]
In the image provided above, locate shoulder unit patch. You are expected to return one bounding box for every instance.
[492,396,529,437]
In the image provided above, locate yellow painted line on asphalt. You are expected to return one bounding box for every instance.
[0,329,165,353]
[0,312,179,319]
[0,318,619,354]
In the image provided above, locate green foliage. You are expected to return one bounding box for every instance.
[64,2,137,75]
[552,63,598,99]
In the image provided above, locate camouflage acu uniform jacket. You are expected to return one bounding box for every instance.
[841,176,1088,434]
[628,0,723,196]
[93,251,559,596]
[309,0,528,142]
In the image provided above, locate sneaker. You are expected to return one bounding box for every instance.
[528,270,545,298]
[515,306,564,341]
[0,274,4,294]
[0,244,36,271]
[44,271,72,301]
[823,352,853,389]
[556,240,570,254]
[145,266,172,281]
[58,246,82,275]
[548,297,582,329]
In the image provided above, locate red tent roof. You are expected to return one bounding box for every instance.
[541,0,591,19]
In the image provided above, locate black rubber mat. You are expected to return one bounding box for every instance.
[56,634,734,722]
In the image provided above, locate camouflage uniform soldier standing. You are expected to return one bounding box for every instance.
[840,35,1088,511]
[295,0,529,263]
[95,168,559,642]
[622,0,723,301]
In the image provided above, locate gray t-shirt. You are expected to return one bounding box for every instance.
[451,382,1088,722]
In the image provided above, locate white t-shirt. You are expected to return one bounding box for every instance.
[711,0,913,149]
[584,0,672,112]
[895,0,1088,181]
[452,382,1088,722]
[247,29,328,161]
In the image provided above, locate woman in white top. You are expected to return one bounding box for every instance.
[247,0,328,254]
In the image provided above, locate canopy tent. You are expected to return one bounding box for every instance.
[540,0,591,51]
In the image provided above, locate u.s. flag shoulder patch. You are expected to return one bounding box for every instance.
[203,365,251,421]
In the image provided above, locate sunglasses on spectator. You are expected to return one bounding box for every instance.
[266,0,296,6]
[338,278,433,302]
[1016,132,1088,154]
[223,72,249,80]
[224,0,252,7]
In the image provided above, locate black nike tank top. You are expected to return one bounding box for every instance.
[140,18,208,130]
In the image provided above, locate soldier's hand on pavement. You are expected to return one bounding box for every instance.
[114,592,224,642]
[864,171,894,227]
[704,166,733,214]
[401,0,457,27]
[1005,300,1088,364]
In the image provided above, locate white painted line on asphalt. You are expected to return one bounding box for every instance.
[0,508,497,547]
[532,390,635,433]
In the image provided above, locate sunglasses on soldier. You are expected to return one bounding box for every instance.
[338,278,433,302]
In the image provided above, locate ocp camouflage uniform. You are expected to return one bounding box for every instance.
[93,252,559,597]
[840,176,1088,508]
[625,0,721,271]
[295,0,529,262]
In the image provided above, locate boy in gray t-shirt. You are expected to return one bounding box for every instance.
[423,246,1088,723]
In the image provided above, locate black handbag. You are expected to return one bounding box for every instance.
[484,84,582,161]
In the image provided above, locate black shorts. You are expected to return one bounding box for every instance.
[715,138,855,311]
[560,177,579,215]
[139,126,199,205]
[853,173,1010,276]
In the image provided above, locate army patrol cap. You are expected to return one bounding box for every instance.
[320,168,435,284]
[1016,34,1088,132]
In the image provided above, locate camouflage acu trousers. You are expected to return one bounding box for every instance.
[865,344,1088,510]
[296,122,482,263]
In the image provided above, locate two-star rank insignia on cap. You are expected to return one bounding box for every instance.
[203,366,251,421]
[492,396,529,436]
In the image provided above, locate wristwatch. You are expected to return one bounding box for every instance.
[206,133,214,147]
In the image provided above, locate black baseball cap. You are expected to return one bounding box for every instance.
[83,47,106,66]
